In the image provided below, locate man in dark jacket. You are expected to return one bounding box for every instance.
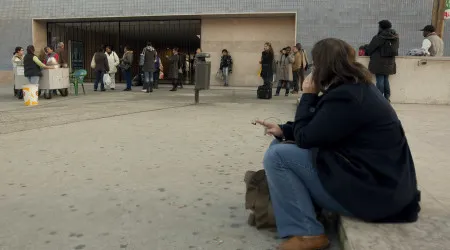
[366,20,399,101]
[141,42,157,93]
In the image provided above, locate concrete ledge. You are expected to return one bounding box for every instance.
[0,70,13,85]
[338,193,450,250]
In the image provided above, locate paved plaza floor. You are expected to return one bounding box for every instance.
[0,84,449,250]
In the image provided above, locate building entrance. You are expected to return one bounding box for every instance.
[47,19,201,84]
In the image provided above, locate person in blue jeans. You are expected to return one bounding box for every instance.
[121,46,134,91]
[257,38,419,250]
[91,46,109,91]
[366,20,399,102]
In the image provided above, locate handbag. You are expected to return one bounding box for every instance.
[103,74,112,86]
[216,69,224,80]
[139,49,145,66]
[90,56,96,69]
[119,62,131,71]
[159,71,164,80]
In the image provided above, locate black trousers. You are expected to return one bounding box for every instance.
[293,69,305,92]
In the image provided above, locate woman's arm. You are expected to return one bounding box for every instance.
[104,55,110,72]
[33,56,53,69]
[292,92,362,149]
[113,52,120,66]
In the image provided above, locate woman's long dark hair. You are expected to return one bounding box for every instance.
[13,47,23,55]
[26,45,35,55]
[264,42,274,56]
[311,38,373,90]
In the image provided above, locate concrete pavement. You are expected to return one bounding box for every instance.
[1,84,449,250]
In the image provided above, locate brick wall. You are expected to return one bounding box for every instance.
[0,0,440,71]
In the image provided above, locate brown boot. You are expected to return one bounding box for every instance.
[278,235,329,250]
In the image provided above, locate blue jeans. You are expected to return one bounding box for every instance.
[375,74,390,100]
[153,70,159,88]
[143,71,154,91]
[94,70,104,90]
[263,140,350,238]
[27,76,40,85]
[124,70,132,89]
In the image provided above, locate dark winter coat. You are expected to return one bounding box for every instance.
[366,29,399,75]
[168,54,180,79]
[260,51,274,79]
[220,55,233,72]
[23,54,42,77]
[142,46,157,73]
[279,82,420,223]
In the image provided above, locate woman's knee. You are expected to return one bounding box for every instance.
[264,143,312,171]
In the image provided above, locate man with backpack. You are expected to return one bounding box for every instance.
[366,20,399,101]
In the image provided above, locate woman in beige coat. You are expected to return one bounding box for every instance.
[275,47,294,96]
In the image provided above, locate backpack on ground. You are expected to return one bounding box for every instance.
[257,85,272,99]
[244,170,276,229]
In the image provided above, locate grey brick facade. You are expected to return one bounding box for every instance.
[0,0,444,70]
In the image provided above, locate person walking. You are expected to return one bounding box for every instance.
[141,42,157,93]
[91,46,110,92]
[23,45,54,85]
[219,49,233,86]
[105,46,119,90]
[366,20,399,101]
[275,47,294,96]
[260,42,274,86]
[291,43,308,93]
[120,46,134,91]
[420,25,444,57]
[168,47,181,91]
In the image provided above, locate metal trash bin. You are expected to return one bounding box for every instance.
[195,53,211,90]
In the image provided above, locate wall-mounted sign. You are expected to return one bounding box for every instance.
[71,41,84,70]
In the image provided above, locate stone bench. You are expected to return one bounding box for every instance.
[338,192,450,250]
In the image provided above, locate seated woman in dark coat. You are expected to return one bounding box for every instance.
[257,38,420,250]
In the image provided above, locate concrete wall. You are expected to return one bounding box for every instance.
[0,0,437,74]
[358,57,450,104]
[202,16,295,86]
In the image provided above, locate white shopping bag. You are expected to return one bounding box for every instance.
[103,74,112,86]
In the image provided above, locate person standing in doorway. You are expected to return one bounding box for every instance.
[121,46,134,91]
[141,42,157,93]
[420,25,444,57]
[260,42,274,86]
[43,46,59,66]
[23,45,54,85]
[153,54,163,89]
[168,47,181,91]
[275,47,294,96]
[178,51,187,89]
[366,20,399,101]
[105,46,119,90]
[220,49,233,87]
[91,46,110,92]
[291,43,308,93]
[56,42,68,68]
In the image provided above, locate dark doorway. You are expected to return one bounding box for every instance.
[47,19,201,84]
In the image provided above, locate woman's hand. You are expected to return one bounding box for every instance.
[302,74,319,94]
[256,120,283,137]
